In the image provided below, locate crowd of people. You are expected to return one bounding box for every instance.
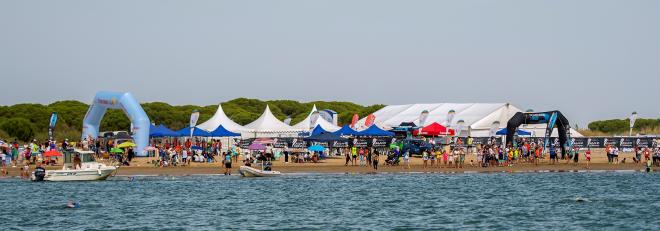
[2,135,660,177]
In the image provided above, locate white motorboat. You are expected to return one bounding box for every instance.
[239,166,281,177]
[32,150,117,181]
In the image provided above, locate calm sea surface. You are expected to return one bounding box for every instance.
[0,172,659,230]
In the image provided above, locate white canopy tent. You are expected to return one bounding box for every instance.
[243,105,300,138]
[196,104,252,134]
[356,103,582,137]
[292,105,341,132]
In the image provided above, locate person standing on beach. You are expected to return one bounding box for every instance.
[372,150,379,170]
[351,146,358,166]
[585,148,591,169]
[458,147,466,168]
[422,150,428,168]
[222,152,232,175]
[605,144,613,164]
[366,148,372,167]
[550,146,559,165]
[345,151,350,166]
[403,150,410,169]
[359,148,365,166]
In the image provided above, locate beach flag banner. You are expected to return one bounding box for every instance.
[542,112,558,151]
[446,110,456,126]
[350,114,359,128]
[418,110,429,135]
[455,120,465,137]
[365,114,376,127]
[189,110,200,138]
[48,112,58,141]
[310,111,320,129]
[489,121,500,137]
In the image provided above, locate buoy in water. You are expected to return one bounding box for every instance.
[66,200,80,208]
[574,197,588,202]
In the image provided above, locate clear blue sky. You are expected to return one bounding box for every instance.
[1,0,658,126]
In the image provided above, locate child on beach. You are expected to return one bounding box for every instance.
[585,148,591,169]
[429,149,435,167]
[422,151,429,168]
[359,148,365,166]
[403,151,410,169]
[448,149,454,168]
[442,150,448,167]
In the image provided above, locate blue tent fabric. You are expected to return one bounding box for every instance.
[310,125,328,136]
[150,124,179,137]
[356,125,395,137]
[333,125,359,136]
[304,132,347,142]
[496,128,531,136]
[207,125,241,137]
[175,127,212,137]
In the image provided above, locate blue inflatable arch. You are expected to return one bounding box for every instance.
[82,92,151,156]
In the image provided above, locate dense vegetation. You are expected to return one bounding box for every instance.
[587,118,660,135]
[0,98,384,141]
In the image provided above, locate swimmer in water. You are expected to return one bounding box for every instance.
[66,200,80,208]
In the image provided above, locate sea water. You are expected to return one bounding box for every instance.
[0,172,659,230]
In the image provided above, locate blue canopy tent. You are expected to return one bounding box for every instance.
[496,128,531,136]
[356,125,395,137]
[310,125,328,136]
[207,125,241,137]
[175,127,212,137]
[150,124,179,137]
[304,132,347,142]
[333,125,359,136]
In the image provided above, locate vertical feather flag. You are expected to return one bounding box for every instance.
[350,114,359,128]
[189,110,200,138]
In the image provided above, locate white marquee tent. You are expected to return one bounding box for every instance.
[292,105,341,132]
[356,103,582,137]
[243,105,300,137]
[196,104,252,134]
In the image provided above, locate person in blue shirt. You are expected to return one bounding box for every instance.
[549,146,557,165]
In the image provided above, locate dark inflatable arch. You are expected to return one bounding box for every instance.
[506,111,572,156]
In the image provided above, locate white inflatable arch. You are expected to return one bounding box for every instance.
[82,91,150,156]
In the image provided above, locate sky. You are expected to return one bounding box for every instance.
[1,0,658,126]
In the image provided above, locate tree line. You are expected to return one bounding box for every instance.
[587,118,660,135]
[0,98,384,142]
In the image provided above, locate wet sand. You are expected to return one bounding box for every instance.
[1,150,649,177]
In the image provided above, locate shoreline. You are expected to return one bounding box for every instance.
[1,162,650,178]
[1,151,653,178]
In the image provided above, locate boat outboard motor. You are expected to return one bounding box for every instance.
[33,166,46,181]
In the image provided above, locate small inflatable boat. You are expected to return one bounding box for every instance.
[239,166,281,177]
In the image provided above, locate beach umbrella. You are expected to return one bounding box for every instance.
[248,143,266,151]
[43,149,62,157]
[117,142,137,148]
[110,148,124,153]
[307,145,325,152]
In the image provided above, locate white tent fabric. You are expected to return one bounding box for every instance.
[243,105,300,137]
[196,104,252,133]
[293,105,341,132]
[356,103,582,137]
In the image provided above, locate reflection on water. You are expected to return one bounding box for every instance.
[0,172,658,230]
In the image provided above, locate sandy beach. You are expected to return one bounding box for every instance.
[1,149,650,177]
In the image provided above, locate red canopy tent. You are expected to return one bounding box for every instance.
[412,122,455,136]
[43,149,63,157]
